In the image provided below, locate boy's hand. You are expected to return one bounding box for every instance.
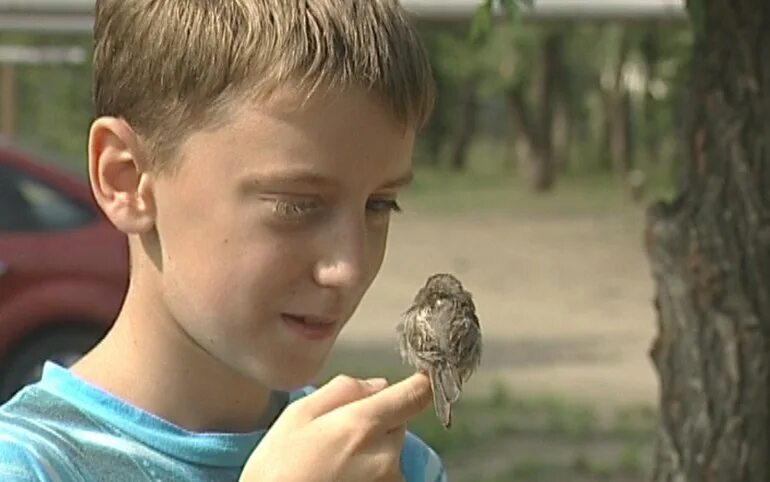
[239,373,431,482]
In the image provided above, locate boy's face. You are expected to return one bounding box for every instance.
[147,89,415,390]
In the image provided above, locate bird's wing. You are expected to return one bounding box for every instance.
[399,305,442,366]
[455,316,482,382]
[429,368,453,429]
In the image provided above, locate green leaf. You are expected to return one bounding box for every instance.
[469,0,494,44]
[497,0,533,25]
[499,0,519,23]
[686,0,705,38]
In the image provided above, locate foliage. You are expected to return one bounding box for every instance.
[0,31,92,166]
[416,9,692,195]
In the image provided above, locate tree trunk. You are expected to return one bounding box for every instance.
[641,27,662,166]
[504,31,564,192]
[552,94,570,173]
[600,29,632,179]
[646,1,770,480]
[449,76,479,171]
[609,90,633,181]
[423,102,448,166]
[531,31,563,191]
[505,85,537,171]
[506,85,554,191]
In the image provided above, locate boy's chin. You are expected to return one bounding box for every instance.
[265,368,322,392]
[248,356,329,392]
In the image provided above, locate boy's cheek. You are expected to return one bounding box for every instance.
[366,230,390,279]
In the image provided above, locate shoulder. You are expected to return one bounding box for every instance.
[0,389,84,482]
[401,431,447,482]
[0,437,61,482]
[0,440,39,482]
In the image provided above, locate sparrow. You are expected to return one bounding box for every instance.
[397,273,482,429]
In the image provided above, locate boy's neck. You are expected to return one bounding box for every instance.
[71,285,278,434]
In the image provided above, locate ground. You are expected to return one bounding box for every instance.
[320,173,663,481]
[339,209,657,409]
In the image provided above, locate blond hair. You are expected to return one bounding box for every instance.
[93,0,435,172]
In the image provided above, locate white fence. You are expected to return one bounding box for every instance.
[0,0,687,33]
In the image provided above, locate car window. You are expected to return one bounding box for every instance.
[0,163,94,233]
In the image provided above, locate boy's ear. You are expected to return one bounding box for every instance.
[88,117,156,234]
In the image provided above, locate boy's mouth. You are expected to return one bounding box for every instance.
[281,313,338,341]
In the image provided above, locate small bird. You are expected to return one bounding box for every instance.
[397,273,482,429]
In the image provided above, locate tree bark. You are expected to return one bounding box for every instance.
[646,1,770,480]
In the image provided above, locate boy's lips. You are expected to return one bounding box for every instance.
[281,313,339,341]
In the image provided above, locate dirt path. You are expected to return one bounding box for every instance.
[335,209,659,411]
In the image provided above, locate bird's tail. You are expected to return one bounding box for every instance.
[429,365,462,429]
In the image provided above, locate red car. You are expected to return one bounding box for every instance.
[0,143,128,402]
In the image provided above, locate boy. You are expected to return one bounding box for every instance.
[0,1,444,481]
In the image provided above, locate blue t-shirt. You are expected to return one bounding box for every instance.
[0,363,446,481]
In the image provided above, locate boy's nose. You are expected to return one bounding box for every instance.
[313,218,368,290]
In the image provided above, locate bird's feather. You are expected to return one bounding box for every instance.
[436,365,461,404]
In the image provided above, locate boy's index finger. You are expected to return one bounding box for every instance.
[352,372,432,430]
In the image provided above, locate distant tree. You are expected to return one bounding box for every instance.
[468,1,691,193]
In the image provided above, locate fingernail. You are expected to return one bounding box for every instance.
[364,378,389,390]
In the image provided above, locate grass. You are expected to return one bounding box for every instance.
[402,137,680,219]
[431,383,656,482]
[409,389,654,453]
[400,164,675,223]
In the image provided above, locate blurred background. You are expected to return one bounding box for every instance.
[0,1,693,481]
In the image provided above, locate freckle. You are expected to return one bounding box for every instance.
[224,238,229,244]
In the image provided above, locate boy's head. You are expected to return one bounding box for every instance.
[93,0,434,173]
[89,0,434,390]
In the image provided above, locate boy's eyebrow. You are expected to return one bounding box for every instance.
[239,169,414,191]
[243,171,337,187]
[379,171,414,189]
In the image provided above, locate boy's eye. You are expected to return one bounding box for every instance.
[266,197,401,224]
[366,198,402,217]
[271,198,322,221]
